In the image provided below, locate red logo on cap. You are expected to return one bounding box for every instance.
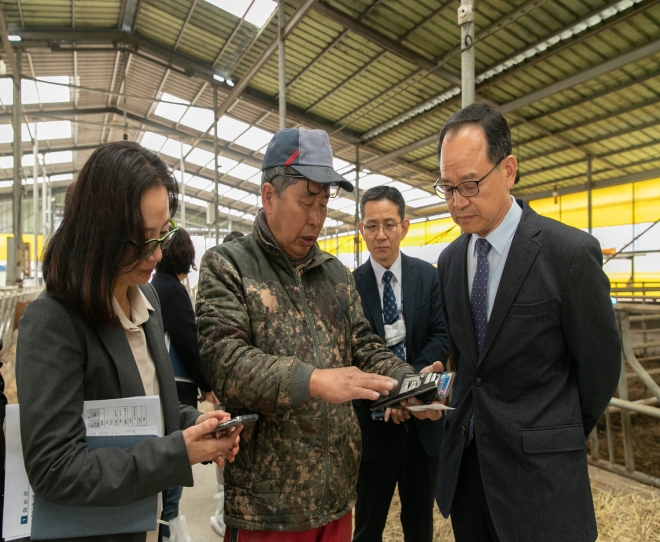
[284,149,299,167]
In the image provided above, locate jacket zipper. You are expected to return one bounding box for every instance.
[293,261,330,524]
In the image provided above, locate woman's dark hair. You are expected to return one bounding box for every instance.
[437,101,512,165]
[43,141,179,325]
[156,227,196,276]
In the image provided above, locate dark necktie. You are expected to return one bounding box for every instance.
[466,238,491,447]
[383,270,405,361]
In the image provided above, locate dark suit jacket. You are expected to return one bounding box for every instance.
[353,253,450,458]
[15,284,201,542]
[436,200,620,542]
[151,271,212,392]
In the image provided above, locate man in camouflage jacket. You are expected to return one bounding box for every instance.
[196,128,444,538]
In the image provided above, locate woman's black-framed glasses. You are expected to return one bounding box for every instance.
[434,156,506,201]
[275,174,340,198]
[128,219,179,260]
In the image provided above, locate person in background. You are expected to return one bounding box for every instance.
[433,102,620,542]
[222,231,244,243]
[16,141,241,542]
[353,186,449,542]
[152,227,220,541]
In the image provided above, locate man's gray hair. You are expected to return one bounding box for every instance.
[360,186,406,221]
[261,166,302,198]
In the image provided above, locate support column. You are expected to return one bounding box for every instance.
[214,85,220,245]
[278,0,286,130]
[32,120,38,286]
[458,1,475,108]
[354,144,360,268]
[180,139,186,229]
[587,156,593,234]
[10,49,23,286]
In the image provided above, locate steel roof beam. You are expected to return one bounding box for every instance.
[120,0,140,33]
[363,38,660,168]
[500,38,660,114]
[214,0,320,120]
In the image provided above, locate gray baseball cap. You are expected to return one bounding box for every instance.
[262,127,354,193]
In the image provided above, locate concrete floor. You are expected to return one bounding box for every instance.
[178,463,225,542]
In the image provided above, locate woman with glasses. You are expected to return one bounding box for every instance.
[16,141,241,542]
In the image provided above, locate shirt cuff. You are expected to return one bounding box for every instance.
[290,361,315,408]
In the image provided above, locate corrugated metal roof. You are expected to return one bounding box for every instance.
[0,0,657,227]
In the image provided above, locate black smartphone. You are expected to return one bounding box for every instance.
[209,414,259,434]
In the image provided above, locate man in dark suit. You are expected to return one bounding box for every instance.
[352,186,449,542]
[429,102,620,542]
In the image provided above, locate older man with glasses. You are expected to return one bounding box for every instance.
[431,102,621,542]
[196,128,444,542]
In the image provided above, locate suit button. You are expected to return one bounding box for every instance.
[461,425,466,436]
[474,377,483,387]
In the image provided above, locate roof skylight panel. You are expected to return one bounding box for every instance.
[240,194,259,207]
[386,181,413,193]
[160,138,192,159]
[21,77,71,105]
[227,163,260,180]
[50,173,74,182]
[234,127,273,151]
[244,0,277,27]
[187,196,208,207]
[217,156,239,173]
[217,116,249,141]
[0,124,13,144]
[404,188,433,201]
[141,131,167,152]
[179,107,214,132]
[327,197,356,211]
[0,79,12,105]
[186,148,215,168]
[223,187,250,201]
[406,196,440,209]
[203,0,276,28]
[0,156,13,169]
[154,93,189,123]
[185,175,213,191]
[44,150,73,164]
[357,174,392,190]
[21,121,72,141]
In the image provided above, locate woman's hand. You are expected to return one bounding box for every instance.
[184,411,242,467]
[202,391,220,405]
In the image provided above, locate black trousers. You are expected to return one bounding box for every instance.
[353,420,439,542]
[450,439,501,542]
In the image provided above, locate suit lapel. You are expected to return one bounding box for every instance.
[95,325,146,397]
[453,234,479,368]
[401,253,417,355]
[358,260,386,339]
[479,203,541,363]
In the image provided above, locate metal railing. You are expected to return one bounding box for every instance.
[610,282,660,304]
[0,287,42,351]
[588,303,660,487]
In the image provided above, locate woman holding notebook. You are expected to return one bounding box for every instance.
[16,141,241,542]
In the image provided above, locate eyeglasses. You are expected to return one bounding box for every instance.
[273,175,340,199]
[434,156,506,201]
[128,219,179,260]
[362,222,401,235]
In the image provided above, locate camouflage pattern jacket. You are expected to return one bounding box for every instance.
[196,222,412,532]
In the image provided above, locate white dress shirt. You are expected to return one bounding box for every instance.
[371,251,406,355]
[111,286,163,542]
[467,196,523,320]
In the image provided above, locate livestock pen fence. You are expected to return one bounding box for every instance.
[588,303,660,487]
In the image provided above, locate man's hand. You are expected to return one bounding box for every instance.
[402,361,445,422]
[384,407,410,424]
[309,367,398,404]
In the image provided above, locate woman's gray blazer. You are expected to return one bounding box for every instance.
[16,283,201,542]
